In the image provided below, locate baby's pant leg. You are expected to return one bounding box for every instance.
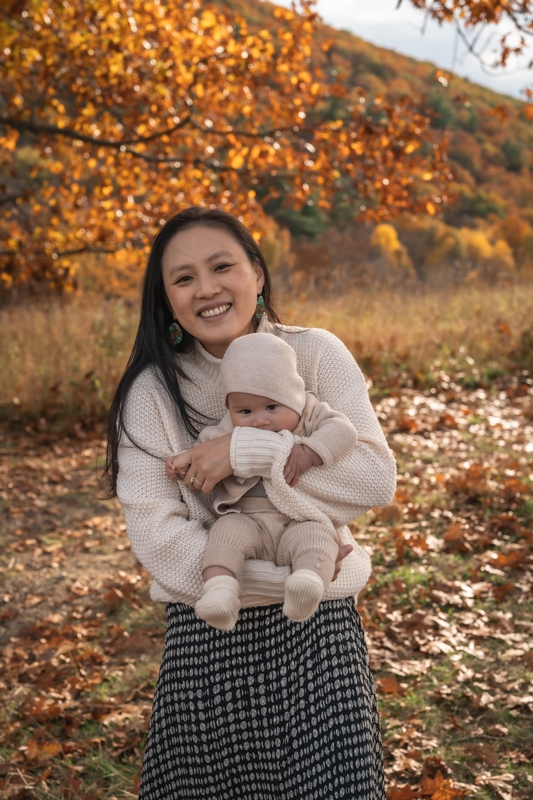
[202,513,263,579]
[276,521,338,589]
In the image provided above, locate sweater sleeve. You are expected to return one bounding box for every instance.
[297,396,358,468]
[230,330,396,522]
[197,411,234,443]
[116,370,288,607]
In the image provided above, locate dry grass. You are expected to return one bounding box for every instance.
[1,282,532,428]
[1,297,138,428]
[282,283,533,385]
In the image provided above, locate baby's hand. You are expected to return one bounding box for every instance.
[165,456,190,482]
[283,444,323,487]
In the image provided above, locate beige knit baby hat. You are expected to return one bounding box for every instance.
[221,332,306,415]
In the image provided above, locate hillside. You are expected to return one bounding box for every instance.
[217,0,533,257]
[205,0,533,285]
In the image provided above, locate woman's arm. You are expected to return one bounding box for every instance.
[117,372,210,604]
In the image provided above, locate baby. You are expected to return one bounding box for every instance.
[168,333,358,631]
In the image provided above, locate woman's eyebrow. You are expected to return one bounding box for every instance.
[168,250,236,276]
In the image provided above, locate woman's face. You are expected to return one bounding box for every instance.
[162,225,265,358]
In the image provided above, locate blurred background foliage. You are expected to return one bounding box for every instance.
[4,0,533,298]
[1,0,533,428]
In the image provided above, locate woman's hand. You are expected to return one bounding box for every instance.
[171,433,233,495]
[332,530,353,582]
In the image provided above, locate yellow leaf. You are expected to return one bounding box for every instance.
[426,201,436,216]
[40,742,61,758]
[230,154,244,169]
[201,10,217,28]
[423,171,433,181]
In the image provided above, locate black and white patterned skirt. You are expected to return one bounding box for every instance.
[139,598,385,800]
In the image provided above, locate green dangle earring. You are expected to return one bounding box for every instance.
[254,295,265,321]
[168,320,183,345]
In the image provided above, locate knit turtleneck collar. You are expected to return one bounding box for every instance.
[191,315,276,371]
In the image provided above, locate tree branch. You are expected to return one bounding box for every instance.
[0,114,191,147]
[0,113,318,153]
[0,193,22,207]
[0,244,125,258]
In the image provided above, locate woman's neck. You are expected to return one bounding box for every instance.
[197,316,271,358]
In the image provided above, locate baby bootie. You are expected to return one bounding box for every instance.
[283,569,324,622]
[195,576,241,631]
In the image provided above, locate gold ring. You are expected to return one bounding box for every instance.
[191,476,203,487]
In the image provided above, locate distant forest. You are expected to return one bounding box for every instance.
[217,0,533,289]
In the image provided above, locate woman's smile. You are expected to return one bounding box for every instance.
[198,302,232,319]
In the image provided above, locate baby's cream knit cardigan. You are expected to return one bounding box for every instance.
[117,319,396,607]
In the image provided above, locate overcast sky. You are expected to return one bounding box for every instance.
[274,0,532,99]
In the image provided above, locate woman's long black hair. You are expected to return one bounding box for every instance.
[105,207,281,496]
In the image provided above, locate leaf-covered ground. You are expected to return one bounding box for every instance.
[0,372,532,799]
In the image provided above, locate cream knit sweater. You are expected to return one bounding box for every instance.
[117,320,396,606]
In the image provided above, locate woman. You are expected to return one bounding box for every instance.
[106,207,396,799]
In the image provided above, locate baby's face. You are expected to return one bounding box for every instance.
[227,393,300,432]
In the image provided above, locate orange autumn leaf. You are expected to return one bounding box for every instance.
[388,785,418,800]
[378,674,402,694]
[432,781,465,800]
[492,582,514,602]
[493,550,526,569]
[25,739,61,762]
[488,103,511,122]
[443,522,472,554]
[397,416,418,432]
[443,523,464,542]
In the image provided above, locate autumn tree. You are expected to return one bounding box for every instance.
[0,0,452,292]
